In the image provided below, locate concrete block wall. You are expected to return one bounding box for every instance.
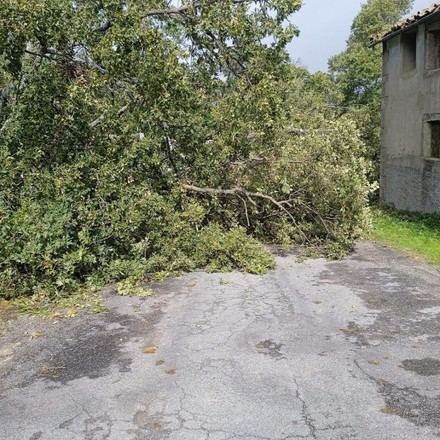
[380,21,440,213]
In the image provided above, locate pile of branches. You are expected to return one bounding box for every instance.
[0,0,370,299]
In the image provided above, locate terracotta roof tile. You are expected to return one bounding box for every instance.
[371,3,440,45]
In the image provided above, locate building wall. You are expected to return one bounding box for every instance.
[381,22,440,213]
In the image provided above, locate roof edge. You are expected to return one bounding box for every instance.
[370,3,440,47]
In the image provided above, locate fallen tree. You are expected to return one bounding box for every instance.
[0,0,371,299]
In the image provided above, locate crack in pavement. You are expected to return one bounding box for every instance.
[293,378,318,440]
[1,243,440,439]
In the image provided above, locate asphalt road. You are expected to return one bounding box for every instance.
[1,242,440,440]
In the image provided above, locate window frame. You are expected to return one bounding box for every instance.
[401,30,418,75]
[425,22,440,72]
[423,115,440,160]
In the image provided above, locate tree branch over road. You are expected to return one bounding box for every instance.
[182,183,309,242]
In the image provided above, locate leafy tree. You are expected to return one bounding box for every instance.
[0,0,370,299]
[329,0,414,183]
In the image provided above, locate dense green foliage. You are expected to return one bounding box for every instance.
[0,0,371,299]
[329,0,413,183]
[372,209,440,265]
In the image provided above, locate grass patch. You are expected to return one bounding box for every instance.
[371,208,440,265]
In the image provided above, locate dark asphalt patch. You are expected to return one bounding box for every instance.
[39,314,137,384]
[379,378,440,428]
[256,339,286,360]
[401,358,440,376]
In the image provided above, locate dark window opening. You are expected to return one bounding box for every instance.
[429,121,440,158]
[426,29,440,70]
[401,31,417,73]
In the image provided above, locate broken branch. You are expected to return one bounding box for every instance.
[182,183,308,242]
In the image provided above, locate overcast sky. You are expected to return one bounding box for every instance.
[288,0,430,72]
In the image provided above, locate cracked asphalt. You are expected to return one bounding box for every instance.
[1,242,440,439]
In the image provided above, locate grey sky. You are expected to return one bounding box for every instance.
[288,0,430,72]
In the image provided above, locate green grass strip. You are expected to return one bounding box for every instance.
[371,208,440,265]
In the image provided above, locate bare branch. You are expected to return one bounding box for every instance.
[95,20,112,34]
[237,194,250,227]
[288,128,338,136]
[25,49,55,61]
[182,183,309,242]
[164,134,179,176]
[231,157,309,167]
[295,200,333,238]
[89,103,130,129]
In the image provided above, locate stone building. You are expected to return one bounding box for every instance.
[375,4,440,213]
